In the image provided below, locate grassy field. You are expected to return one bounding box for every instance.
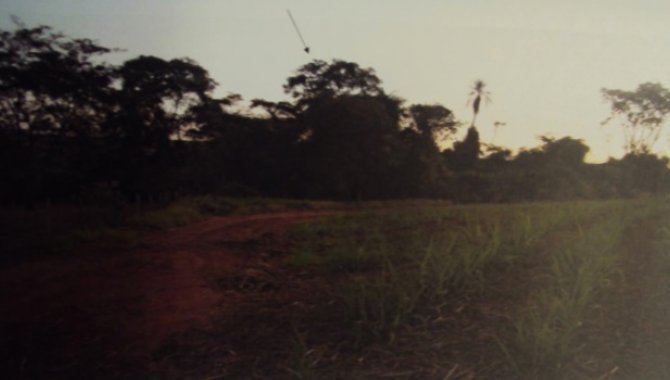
[0,196,342,266]
[283,197,670,379]
[3,197,669,379]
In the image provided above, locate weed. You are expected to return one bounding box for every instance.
[285,198,670,377]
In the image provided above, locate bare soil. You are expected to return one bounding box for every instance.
[0,211,337,379]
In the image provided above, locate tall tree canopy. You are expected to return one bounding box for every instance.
[0,23,114,137]
[602,82,670,154]
[409,104,459,141]
[112,55,216,142]
[300,94,401,200]
[284,59,384,110]
[1,21,670,205]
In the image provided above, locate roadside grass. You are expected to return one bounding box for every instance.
[1,197,454,266]
[283,198,670,378]
[0,196,348,266]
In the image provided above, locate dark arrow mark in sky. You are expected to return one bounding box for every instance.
[287,10,310,53]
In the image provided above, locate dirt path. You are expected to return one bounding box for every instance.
[0,211,336,379]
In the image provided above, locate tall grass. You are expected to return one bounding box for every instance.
[286,199,670,377]
[292,202,599,333]
[502,199,670,378]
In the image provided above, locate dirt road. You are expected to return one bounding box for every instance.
[0,211,336,379]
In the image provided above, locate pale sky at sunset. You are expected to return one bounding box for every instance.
[3,0,670,162]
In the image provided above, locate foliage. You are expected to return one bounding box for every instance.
[444,126,481,172]
[285,199,670,378]
[602,82,670,154]
[284,59,384,110]
[408,103,459,140]
[467,79,491,127]
[1,22,670,206]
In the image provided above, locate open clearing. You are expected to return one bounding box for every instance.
[1,199,670,379]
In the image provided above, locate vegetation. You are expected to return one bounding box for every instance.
[3,19,670,379]
[281,198,670,378]
[2,22,670,206]
[0,196,337,265]
[602,83,670,154]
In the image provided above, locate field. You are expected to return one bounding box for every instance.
[1,197,670,379]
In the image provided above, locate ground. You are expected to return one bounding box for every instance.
[0,211,337,379]
[2,206,669,379]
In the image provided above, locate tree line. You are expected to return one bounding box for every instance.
[1,22,670,205]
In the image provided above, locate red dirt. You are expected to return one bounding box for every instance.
[0,211,337,379]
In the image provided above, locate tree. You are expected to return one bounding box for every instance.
[284,59,384,111]
[408,104,459,141]
[393,128,449,198]
[300,94,401,200]
[511,136,593,200]
[189,94,243,140]
[250,98,297,121]
[467,79,491,127]
[112,56,216,142]
[0,21,116,203]
[0,22,114,137]
[607,153,670,196]
[103,56,216,201]
[602,82,670,154]
[444,126,481,171]
[538,136,589,167]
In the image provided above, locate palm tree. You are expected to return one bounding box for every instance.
[467,79,491,127]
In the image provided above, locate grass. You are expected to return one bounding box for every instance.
[283,198,670,378]
[5,196,670,378]
[0,196,341,266]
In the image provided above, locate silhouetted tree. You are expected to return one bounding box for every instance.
[512,136,593,200]
[3,21,670,205]
[393,128,450,198]
[284,59,384,111]
[444,126,481,172]
[467,79,490,127]
[538,136,590,167]
[0,22,115,204]
[607,153,670,196]
[106,55,216,201]
[250,99,297,121]
[602,82,670,154]
[300,95,402,200]
[189,94,243,140]
[110,56,215,142]
[0,23,114,137]
[408,104,459,141]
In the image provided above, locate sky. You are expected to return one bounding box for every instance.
[2,0,670,162]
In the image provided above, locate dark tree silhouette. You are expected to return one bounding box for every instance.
[111,56,215,142]
[602,82,670,154]
[1,21,670,206]
[250,99,297,121]
[0,24,114,137]
[300,95,401,200]
[538,136,590,167]
[409,104,459,141]
[104,56,216,201]
[284,59,384,111]
[444,126,481,172]
[0,22,115,203]
[467,79,490,128]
